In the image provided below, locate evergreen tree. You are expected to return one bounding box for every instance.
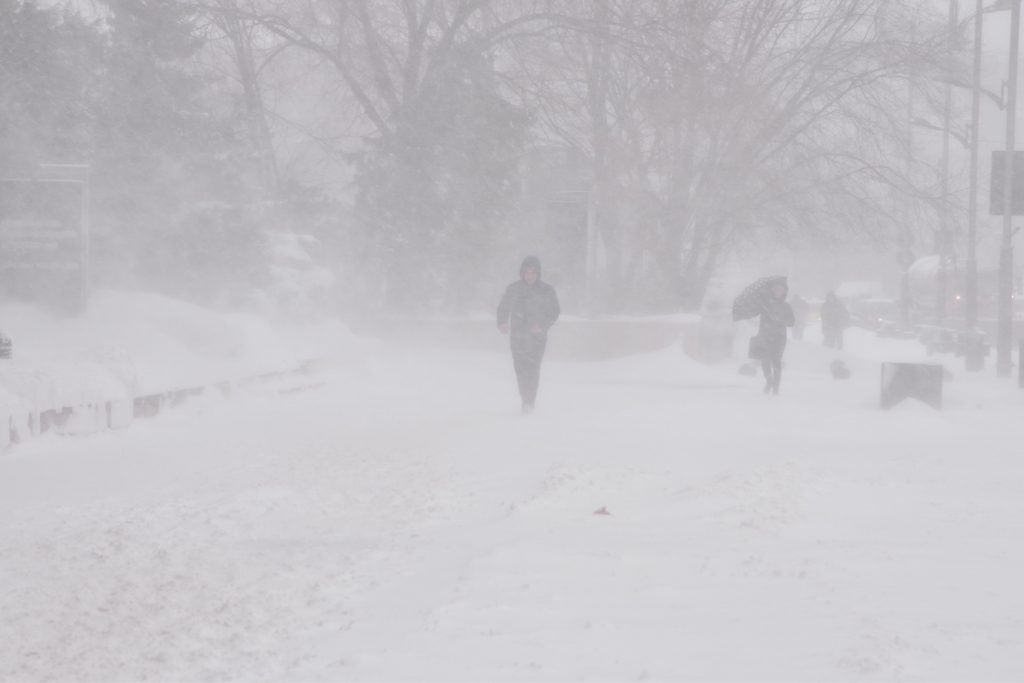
[0,0,102,167]
[355,43,527,312]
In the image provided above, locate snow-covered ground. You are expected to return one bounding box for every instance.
[2,294,1024,681]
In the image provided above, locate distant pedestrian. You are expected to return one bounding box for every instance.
[790,293,809,341]
[820,291,849,350]
[497,256,560,414]
[756,279,795,395]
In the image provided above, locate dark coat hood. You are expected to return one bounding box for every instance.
[520,255,542,280]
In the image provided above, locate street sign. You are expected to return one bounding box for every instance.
[989,151,1024,215]
[0,178,88,310]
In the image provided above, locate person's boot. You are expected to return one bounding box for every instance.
[521,402,534,414]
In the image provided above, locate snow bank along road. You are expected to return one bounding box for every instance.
[2,340,1023,681]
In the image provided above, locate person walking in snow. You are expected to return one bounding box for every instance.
[790,293,809,341]
[820,291,849,350]
[497,255,560,414]
[757,279,795,395]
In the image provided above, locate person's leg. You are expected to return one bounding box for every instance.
[771,339,787,394]
[761,358,773,392]
[512,352,530,406]
[523,339,548,407]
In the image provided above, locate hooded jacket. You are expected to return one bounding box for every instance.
[820,293,849,331]
[497,256,561,353]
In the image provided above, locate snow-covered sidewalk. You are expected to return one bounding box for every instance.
[2,321,1023,681]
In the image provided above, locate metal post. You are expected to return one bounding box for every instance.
[967,0,983,334]
[998,0,1021,377]
[901,25,916,332]
[1019,339,1024,386]
[938,0,957,326]
[965,0,985,370]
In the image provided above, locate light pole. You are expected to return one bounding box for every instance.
[939,0,956,327]
[964,0,1013,370]
[900,20,918,334]
[998,0,1021,377]
[967,0,984,339]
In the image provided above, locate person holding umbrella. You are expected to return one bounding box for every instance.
[756,278,795,394]
[733,275,795,395]
[820,291,849,350]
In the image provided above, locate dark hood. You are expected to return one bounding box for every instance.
[520,255,542,280]
[766,275,788,299]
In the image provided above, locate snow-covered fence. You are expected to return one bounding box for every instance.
[2,359,325,451]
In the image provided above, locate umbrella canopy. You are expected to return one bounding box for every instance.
[732,275,787,321]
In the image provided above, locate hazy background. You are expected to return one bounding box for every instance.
[2,0,1019,321]
[6,5,1024,679]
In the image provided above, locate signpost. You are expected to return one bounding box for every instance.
[0,174,89,311]
[988,151,1024,214]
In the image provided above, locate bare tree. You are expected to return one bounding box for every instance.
[180,0,954,312]
[502,0,951,309]
[207,1,551,309]
[200,0,282,196]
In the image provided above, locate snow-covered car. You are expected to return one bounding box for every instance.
[847,297,900,331]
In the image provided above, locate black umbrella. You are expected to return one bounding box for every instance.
[732,275,787,321]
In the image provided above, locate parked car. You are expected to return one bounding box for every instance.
[847,297,900,331]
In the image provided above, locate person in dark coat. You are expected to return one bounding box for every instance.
[757,279,795,395]
[789,293,809,340]
[820,291,849,350]
[497,256,560,413]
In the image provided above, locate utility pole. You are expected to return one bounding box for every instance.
[998,0,1021,377]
